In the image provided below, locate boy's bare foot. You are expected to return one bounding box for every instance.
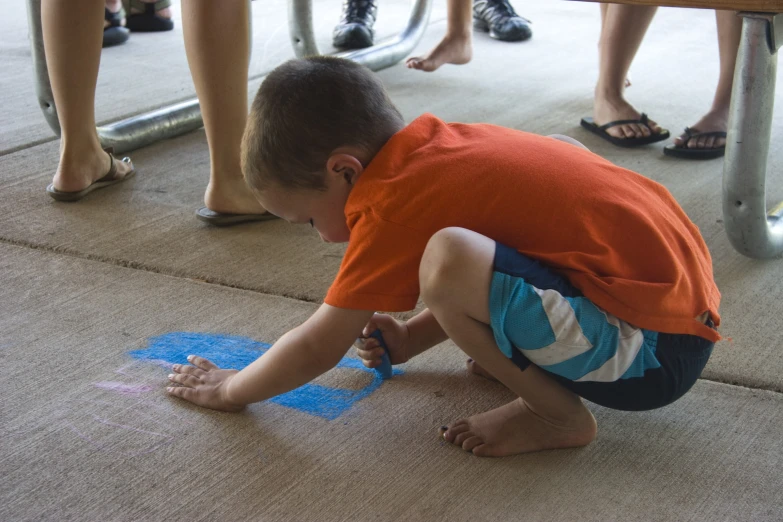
[204,177,270,216]
[406,33,472,72]
[441,397,597,457]
[52,148,134,193]
[593,92,663,140]
[672,109,728,150]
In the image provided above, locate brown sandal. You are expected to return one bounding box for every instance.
[46,148,136,202]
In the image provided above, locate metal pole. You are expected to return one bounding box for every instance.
[26,0,60,137]
[289,0,433,71]
[723,13,783,258]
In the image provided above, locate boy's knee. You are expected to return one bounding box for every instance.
[419,227,478,301]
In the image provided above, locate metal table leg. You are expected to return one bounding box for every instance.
[289,0,433,71]
[723,13,783,258]
[25,0,59,137]
[27,0,433,154]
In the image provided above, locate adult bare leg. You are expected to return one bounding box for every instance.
[44,0,133,194]
[593,4,661,140]
[181,0,270,216]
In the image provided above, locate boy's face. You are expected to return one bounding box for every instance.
[255,150,366,243]
[256,176,353,244]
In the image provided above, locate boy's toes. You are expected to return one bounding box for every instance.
[462,435,484,452]
[442,421,469,443]
[453,428,476,447]
[470,443,492,457]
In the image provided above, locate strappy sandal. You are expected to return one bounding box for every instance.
[124,0,174,32]
[46,148,136,202]
[580,113,670,148]
[663,127,727,159]
[103,6,130,48]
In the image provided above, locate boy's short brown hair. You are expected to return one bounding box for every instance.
[242,56,405,192]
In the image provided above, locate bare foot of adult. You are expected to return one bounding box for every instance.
[441,398,597,457]
[51,148,134,193]
[466,358,499,382]
[203,176,270,216]
[593,92,663,140]
[406,33,472,72]
[672,109,728,150]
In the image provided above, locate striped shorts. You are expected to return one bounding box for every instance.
[488,243,714,411]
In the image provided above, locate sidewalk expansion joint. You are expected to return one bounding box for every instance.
[0,235,321,305]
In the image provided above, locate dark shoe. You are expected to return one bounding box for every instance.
[333,0,377,49]
[580,114,670,148]
[663,128,726,159]
[124,0,174,32]
[473,0,532,42]
[103,7,130,48]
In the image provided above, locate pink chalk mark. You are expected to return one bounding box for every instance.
[63,417,174,457]
[94,381,154,395]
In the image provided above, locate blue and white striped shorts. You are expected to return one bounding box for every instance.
[488,243,714,411]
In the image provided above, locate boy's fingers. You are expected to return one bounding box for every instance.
[172,364,206,378]
[362,358,380,369]
[187,355,218,371]
[356,346,385,360]
[167,386,196,402]
[168,373,201,388]
[354,338,378,350]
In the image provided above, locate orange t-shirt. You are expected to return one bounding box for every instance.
[325,114,721,342]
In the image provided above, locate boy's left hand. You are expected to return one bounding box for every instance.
[166,355,245,412]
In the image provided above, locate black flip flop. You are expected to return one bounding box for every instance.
[580,113,670,148]
[47,149,136,202]
[103,7,130,48]
[196,208,279,227]
[663,128,726,160]
[125,0,174,32]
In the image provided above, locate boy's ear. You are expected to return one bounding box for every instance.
[326,153,364,185]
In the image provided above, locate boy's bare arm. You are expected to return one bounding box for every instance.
[167,304,374,411]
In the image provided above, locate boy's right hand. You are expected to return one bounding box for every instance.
[354,313,410,368]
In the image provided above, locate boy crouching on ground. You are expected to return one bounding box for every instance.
[166,56,721,457]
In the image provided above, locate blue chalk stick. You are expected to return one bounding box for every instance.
[369,329,393,380]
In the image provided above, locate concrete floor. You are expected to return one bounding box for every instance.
[2,0,783,520]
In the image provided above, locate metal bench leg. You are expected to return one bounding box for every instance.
[723,13,783,259]
[289,0,433,71]
[26,0,59,137]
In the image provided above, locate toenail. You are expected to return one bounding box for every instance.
[467,358,473,363]
[440,426,448,431]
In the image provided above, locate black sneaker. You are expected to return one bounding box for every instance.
[333,0,378,49]
[473,0,532,42]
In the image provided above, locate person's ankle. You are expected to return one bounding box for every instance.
[445,29,472,41]
[59,140,105,169]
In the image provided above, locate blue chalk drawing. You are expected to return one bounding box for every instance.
[129,332,402,420]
